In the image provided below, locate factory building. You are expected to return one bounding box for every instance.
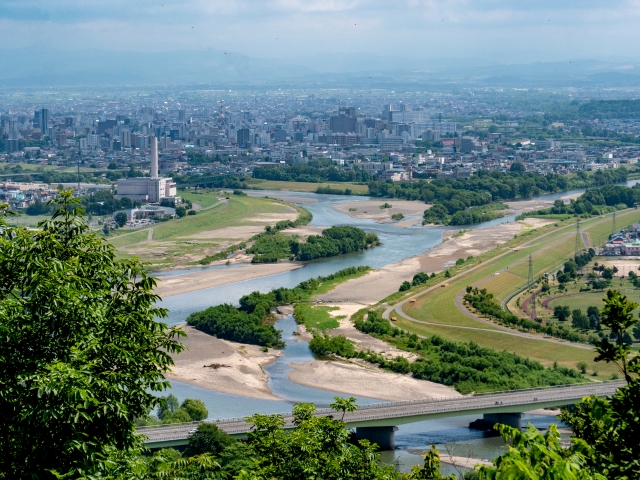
[115,136,177,203]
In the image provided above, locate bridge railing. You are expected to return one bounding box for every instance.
[138,382,623,436]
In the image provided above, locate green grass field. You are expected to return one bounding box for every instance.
[245,178,369,194]
[106,194,303,269]
[294,304,342,330]
[397,210,640,374]
[393,316,614,376]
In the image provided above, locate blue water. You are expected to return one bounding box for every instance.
[157,186,605,471]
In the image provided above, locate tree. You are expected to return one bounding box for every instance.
[157,393,180,420]
[577,361,589,374]
[572,309,589,330]
[444,270,451,278]
[477,424,602,479]
[587,306,600,330]
[183,423,234,457]
[509,162,526,174]
[242,398,398,480]
[188,210,197,216]
[562,289,640,479]
[175,206,187,218]
[0,192,186,478]
[399,281,411,292]
[181,398,208,421]
[115,212,128,227]
[554,305,571,321]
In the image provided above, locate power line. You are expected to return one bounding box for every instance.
[527,254,534,287]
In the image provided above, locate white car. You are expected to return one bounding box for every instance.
[188,428,197,434]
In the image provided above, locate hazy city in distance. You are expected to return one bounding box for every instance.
[2,2,640,479]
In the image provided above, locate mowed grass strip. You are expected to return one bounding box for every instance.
[108,230,150,249]
[180,191,226,208]
[393,317,616,376]
[294,304,343,330]
[152,196,291,241]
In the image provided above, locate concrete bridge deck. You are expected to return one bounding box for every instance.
[139,381,623,449]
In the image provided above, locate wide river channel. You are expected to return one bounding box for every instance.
[155,183,637,473]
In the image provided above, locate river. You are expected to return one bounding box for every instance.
[156,184,630,473]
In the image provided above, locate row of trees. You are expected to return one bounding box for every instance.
[309,310,583,394]
[253,158,373,183]
[373,167,628,226]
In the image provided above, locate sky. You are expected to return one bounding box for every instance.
[1,0,640,64]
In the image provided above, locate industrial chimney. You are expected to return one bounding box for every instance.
[150,135,158,178]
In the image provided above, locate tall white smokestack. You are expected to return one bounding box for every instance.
[150,135,158,178]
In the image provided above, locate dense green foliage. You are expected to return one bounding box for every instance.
[561,290,640,479]
[311,310,583,394]
[253,158,373,183]
[371,168,627,225]
[242,399,398,480]
[521,184,640,219]
[187,267,370,347]
[315,185,356,195]
[425,203,509,226]
[174,173,248,189]
[248,225,380,263]
[186,303,284,348]
[464,287,596,344]
[578,99,640,119]
[0,192,185,478]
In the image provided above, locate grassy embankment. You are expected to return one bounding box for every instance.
[107,192,306,269]
[293,268,375,331]
[397,209,640,376]
[245,178,369,194]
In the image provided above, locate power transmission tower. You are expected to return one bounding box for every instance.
[527,254,534,288]
[574,218,581,259]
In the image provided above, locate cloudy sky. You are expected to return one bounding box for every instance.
[1,0,639,63]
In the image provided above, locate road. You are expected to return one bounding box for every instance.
[138,382,623,447]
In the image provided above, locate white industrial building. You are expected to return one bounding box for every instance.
[115,136,177,203]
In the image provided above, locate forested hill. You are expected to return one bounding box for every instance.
[578,99,640,120]
[253,158,372,183]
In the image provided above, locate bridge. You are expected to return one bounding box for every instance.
[138,381,623,450]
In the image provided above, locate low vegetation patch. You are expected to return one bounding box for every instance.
[188,267,370,347]
[310,310,584,394]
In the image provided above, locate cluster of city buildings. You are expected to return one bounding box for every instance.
[1,91,640,186]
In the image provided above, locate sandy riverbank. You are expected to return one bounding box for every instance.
[287,359,460,402]
[332,199,429,225]
[154,263,304,297]
[317,218,552,305]
[166,326,284,400]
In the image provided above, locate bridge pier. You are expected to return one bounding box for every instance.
[355,426,398,450]
[470,413,523,431]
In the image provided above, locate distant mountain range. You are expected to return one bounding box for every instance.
[1,48,639,89]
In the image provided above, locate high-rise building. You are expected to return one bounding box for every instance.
[178,109,186,122]
[237,128,250,147]
[121,130,131,148]
[35,108,50,132]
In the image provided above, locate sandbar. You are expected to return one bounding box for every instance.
[287,359,460,402]
[154,262,304,297]
[333,199,429,225]
[166,325,284,401]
